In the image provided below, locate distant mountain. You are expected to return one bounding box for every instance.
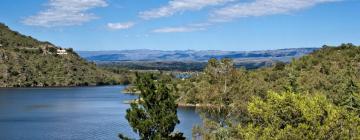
[0,23,122,87]
[78,48,318,63]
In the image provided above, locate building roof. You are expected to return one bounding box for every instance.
[57,49,68,54]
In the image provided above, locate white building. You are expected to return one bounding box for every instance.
[57,49,68,55]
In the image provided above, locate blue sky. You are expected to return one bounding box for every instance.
[0,0,359,51]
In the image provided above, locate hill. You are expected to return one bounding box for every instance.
[174,43,360,113]
[0,23,122,87]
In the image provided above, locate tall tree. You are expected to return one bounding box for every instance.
[120,73,184,140]
[193,58,241,139]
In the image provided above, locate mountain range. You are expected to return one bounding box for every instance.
[78,48,318,62]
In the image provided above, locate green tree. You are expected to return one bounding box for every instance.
[193,58,248,140]
[201,58,237,125]
[235,91,360,140]
[121,73,184,140]
[340,79,360,114]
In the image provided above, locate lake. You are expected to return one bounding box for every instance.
[0,86,201,140]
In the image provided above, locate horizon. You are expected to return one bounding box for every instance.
[1,0,360,51]
[75,47,320,52]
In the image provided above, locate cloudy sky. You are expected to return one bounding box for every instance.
[0,0,359,51]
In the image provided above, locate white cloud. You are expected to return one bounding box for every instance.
[189,22,212,27]
[23,0,108,27]
[146,0,338,33]
[153,26,205,33]
[107,22,135,30]
[139,0,234,20]
[211,0,339,22]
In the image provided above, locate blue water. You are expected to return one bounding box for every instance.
[0,86,201,140]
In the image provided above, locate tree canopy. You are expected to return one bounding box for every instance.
[236,91,360,140]
[122,73,184,140]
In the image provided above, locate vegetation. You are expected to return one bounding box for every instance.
[171,44,360,139]
[194,92,360,139]
[120,73,184,140]
[98,61,207,72]
[237,92,359,139]
[98,59,276,72]
[3,21,358,139]
[0,23,126,87]
[121,44,360,139]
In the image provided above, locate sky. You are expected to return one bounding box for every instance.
[0,0,359,51]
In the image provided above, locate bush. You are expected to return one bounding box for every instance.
[235,91,360,140]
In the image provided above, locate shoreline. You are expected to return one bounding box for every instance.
[123,100,212,108]
[0,84,127,89]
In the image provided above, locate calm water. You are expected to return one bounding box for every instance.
[0,86,201,140]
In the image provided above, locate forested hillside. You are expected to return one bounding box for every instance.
[171,44,360,139]
[0,23,124,87]
[177,44,360,104]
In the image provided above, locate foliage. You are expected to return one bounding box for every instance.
[340,79,360,114]
[97,60,277,72]
[98,61,207,72]
[235,91,360,140]
[173,44,360,139]
[122,73,184,140]
[178,44,360,108]
[190,58,268,139]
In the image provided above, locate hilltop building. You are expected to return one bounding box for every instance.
[57,49,67,55]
